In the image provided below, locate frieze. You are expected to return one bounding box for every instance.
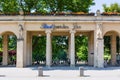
[41,23,81,29]
[54,24,69,29]
[73,23,81,29]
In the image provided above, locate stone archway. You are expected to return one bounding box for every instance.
[104,30,120,66]
[0,31,17,66]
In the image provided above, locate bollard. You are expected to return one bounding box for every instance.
[79,67,84,77]
[38,67,43,77]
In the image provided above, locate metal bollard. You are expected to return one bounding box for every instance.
[38,67,43,77]
[79,67,84,77]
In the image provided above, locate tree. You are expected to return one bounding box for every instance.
[20,0,39,12]
[44,0,95,13]
[44,0,67,13]
[103,3,120,12]
[0,0,95,14]
[0,0,19,14]
[66,0,95,12]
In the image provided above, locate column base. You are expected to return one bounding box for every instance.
[16,62,24,68]
[2,63,8,66]
[94,65,104,68]
[16,65,24,68]
[70,64,75,67]
[46,65,51,68]
[111,63,116,66]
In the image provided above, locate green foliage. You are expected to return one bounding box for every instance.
[0,35,17,64]
[104,36,111,60]
[0,36,2,51]
[20,0,39,12]
[44,0,94,13]
[8,36,17,50]
[75,36,88,61]
[116,36,120,53]
[0,56,2,63]
[52,36,68,61]
[0,0,19,13]
[32,36,46,62]
[0,0,95,13]
[66,0,95,12]
[103,3,120,12]
[0,35,16,51]
[44,0,68,13]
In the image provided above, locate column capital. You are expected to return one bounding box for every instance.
[70,30,76,34]
[45,30,52,34]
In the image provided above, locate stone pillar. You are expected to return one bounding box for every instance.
[68,36,71,60]
[26,32,32,66]
[97,39,104,67]
[70,30,76,67]
[88,32,94,66]
[94,23,104,68]
[111,34,116,66]
[45,30,52,67]
[2,34,8,66]
[16,39,24,67]
[16,23,25,68]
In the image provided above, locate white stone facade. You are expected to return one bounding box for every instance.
[0,15,120,68]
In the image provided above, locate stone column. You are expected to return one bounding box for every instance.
[2,34,8,66]
[16,23,25,68]
[111,34,116,66]
[88,32,94,66]
[26,32,32,66]
[94,23,104,68]
[70,30,76,67]
[68,36,71,60]
[45,30,52,67]
[97,39,104,67]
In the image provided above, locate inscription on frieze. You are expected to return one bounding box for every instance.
[54,24,69,29]
[41,23,81,29]
[73,23,81,29]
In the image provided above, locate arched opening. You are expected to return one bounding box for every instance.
[104,31,120,66]
[0,31,17,66]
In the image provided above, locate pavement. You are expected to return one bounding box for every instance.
[0,66,120,80]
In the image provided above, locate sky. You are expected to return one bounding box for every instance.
[90,0,120,12]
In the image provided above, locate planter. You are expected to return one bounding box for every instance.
[0,12,95,16]
[0,12,19,16]
[101,12,120,16]
[45,12,95,16]
[71,12,95,16]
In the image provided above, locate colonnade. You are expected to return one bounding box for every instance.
[1,30,118,68]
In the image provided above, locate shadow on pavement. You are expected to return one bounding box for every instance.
[28,65,120,71]
[0,75,5,77]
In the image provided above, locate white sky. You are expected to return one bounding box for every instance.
[90,0,120,12]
